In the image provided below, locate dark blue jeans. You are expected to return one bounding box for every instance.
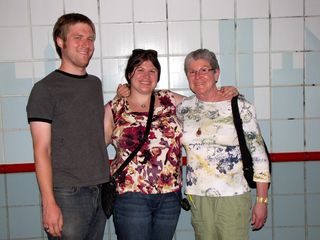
[113,191,181,240]
[47,185,107,240]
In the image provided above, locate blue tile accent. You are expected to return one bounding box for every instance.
[272,162,304,194]
[306,194,320,225]
[7,173,39,206]
[274,227,305,240]
[273,195,305,226]
[8,206,42,239]
[306,162,320,193]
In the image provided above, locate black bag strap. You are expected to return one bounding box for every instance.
[231,96,254,174]
[111,93,155,181]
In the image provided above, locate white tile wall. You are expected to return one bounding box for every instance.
[134,23,168,54]
[305,17,320,50]
[306,0,320,16]
[271,0,304,17]
[237,0,269,18]
[64,0,99,23]
[1,2,320,240]
[30,0,63,25]
[101,23,134,57]
[271,18,304,51]
[168,22,201,54]
[167,0,200,21]
[0,28,32,61]
[202,0,234,20]
[100,0,133,23]
[133,0,166,22]
[0,0,29,26]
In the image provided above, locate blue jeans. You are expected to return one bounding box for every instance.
[113,191,181,240]
[47,185,107,240]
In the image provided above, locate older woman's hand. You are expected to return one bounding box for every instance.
[219,86,239,98]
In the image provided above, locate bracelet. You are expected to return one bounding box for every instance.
[256,196,268,204]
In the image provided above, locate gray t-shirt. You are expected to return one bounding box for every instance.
[27,70,109,187]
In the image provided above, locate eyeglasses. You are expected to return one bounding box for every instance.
[187,67,213,77]
[132,49,158,57]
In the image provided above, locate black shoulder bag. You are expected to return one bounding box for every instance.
[231,96,271,189]
[101,94,155,218]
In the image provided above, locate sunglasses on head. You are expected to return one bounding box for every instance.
[132,49,158,57]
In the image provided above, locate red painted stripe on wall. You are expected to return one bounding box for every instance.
[1,152,320,174]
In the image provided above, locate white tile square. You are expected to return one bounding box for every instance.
[271,18,304,51]
[33,61,60,82]
[253,53,270,86]
[168,22,201,55]
[169,56,189,89]
[87,59,102,80]
[254,87,270,119]
[305,86,320,118]
[100,0,133,23]
[271,119,304,152]
[202,21,220,53]
[64,0,99,23]
[237,0,269,19]
[4,131,34,163]
[30,0,63,25]
[0,0,29,26]
[253,19,269,51]
[271,52,303,85]
[306,0,320,16]
[0,28,32,61]
[32,26,57,60]
[306,52,320,85]
[101,23,134,57]
[134,0,166,22]
[0,62,33,95]
[167,0,200,21]
[135,23,168,55]
[0,132,4,165]
[203,20,235,54]
[202,0,234,20]
[237,19,269,52]
[305,17,320,51]
[157,57,169,90]
[271,0,303,17]
[102,58,128,92]
[271,86,303,119]
[306,119,320,151]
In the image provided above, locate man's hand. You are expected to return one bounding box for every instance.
[116,83,130,98]
[43,202,63,237]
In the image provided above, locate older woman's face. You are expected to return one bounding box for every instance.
[186,59,220,98]
[129,60,158,94]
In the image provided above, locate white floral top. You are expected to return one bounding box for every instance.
[177,95,271,197]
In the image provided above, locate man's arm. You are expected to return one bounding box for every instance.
[30,122,63,237]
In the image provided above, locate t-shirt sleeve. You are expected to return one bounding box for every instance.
[26,82,53,124]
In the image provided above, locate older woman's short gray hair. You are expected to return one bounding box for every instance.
[184,49,220,75]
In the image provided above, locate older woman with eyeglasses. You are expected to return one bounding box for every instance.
[104,49,185,240]
[177,49,271,240]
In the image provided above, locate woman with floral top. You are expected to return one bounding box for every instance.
[104,49,185,240]
[177,49,271,240]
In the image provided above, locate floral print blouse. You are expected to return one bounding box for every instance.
[109,90,183,194]
[177,95,271,197]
